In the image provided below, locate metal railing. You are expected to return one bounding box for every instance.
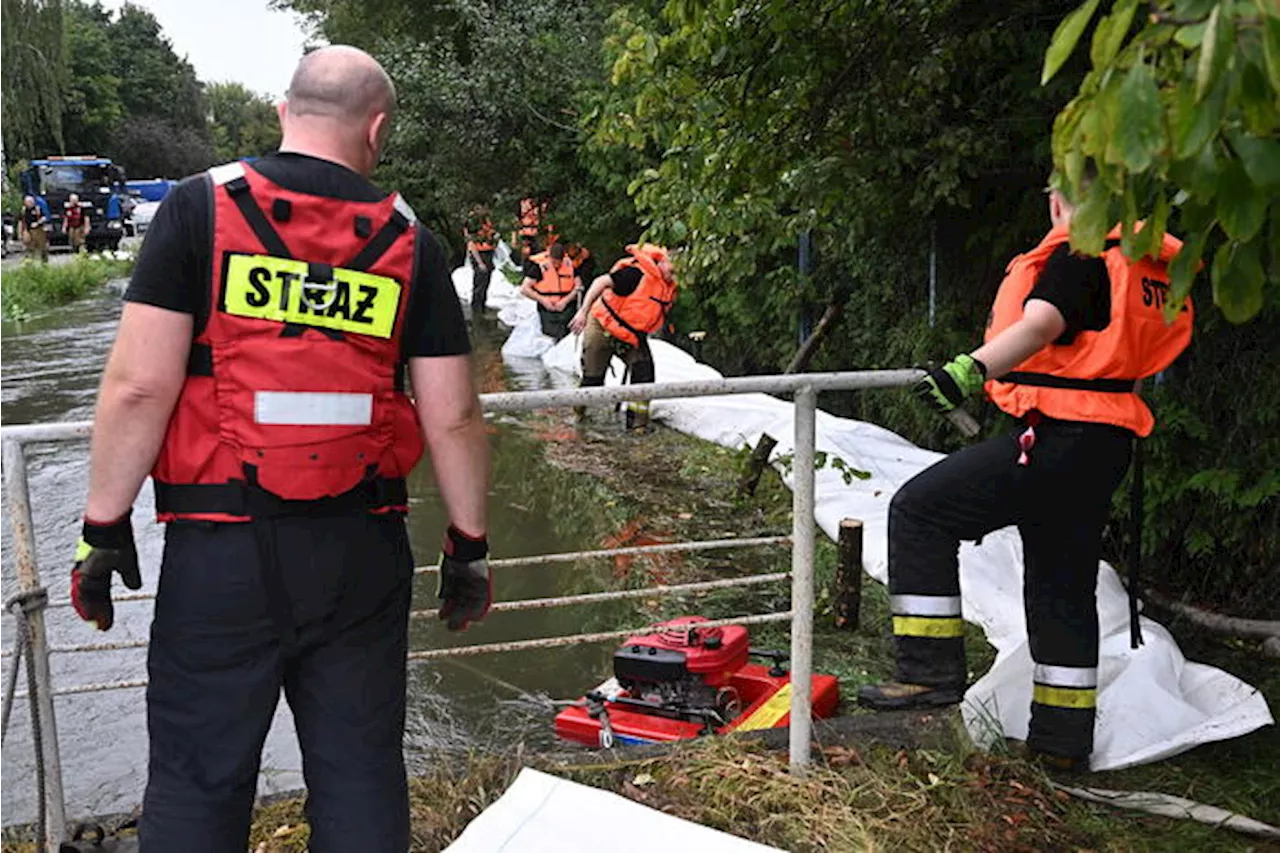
[2,368,921,849]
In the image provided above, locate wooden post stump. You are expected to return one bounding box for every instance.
[833,518,863,631]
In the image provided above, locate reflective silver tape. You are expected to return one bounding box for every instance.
[393,194,417,223]
[1033,663,1097,689]
[254,391,373,426]
[208,162,246,186]
[890,594,962,617]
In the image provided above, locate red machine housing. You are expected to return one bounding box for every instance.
[554,616,841,747]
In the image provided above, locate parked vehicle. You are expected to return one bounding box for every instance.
[20,155,130,252]
[131,200,161,236]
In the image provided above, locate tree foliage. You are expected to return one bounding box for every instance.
[1045,0,1280,322]
[207,82,281,162]
[2,0,67,155]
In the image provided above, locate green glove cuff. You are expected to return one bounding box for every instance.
[943,354,987,399]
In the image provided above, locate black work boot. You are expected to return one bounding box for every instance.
[856,680,965,711]
[1004,739,1090,774]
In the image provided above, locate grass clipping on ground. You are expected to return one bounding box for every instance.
[243,738,1094,853]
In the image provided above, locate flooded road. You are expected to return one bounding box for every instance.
[1,290,632,825]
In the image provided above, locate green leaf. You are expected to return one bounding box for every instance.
[1196,4,1235,102]
[1168,226,1209,306]
[1176,0,1218,17]
[1175,23,1208,49]
[1228,130,1280,188]
[1069,179,1112,255]
[1113,62,1165,171]
[1043,0,1102,85]
[1265,16,1280,96]
[1270,205,1280,286]
[1217,158,1268,241]
[1211,239,1265,322]
[1170,143,1222,197]
[1239,60,1280,135]
[1092,0,1138,68]
[1175,73,1228,160]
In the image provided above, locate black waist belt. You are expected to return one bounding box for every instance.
[155,476,408,518]
[1000,371,1137,393]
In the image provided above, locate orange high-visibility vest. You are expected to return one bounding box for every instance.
[984,224,1193,437]
[528,251,576,297]
[591,244,677,348]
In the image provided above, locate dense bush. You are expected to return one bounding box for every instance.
[1,251,132,321]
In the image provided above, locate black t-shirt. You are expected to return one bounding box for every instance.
[21,205,46,228]
[124,152,469,359]
[522,259,542,281]
[574,254,597,284]
[609,265,643,297]
[1027,244,1111,345]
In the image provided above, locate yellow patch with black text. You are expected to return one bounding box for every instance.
[220,253,401,339]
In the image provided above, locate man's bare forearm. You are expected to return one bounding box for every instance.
[425,406,489,536]
[969,299,1066,379]
[85,379,180,521]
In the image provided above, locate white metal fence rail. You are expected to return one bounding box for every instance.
[1,368,921,849]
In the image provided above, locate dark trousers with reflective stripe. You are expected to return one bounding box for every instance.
[140,515,414,853]
[888,417,1131,758]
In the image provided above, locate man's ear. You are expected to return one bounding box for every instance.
[276,100,288,128]
[369,112,391,150]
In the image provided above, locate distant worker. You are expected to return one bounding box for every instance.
[857,176,1193,772]
[566,241,595,294]
[464,206,497,315]
[516,196,543,259]
[520,241,579,340]
[70,46,491,852]
[19,194,50,263]
[568,243,677,430]
[64,192,91,253]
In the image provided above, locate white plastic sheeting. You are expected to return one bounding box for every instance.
[443,768,783,852]
[461,267,1274,771]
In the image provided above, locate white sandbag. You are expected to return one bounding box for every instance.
[502,311,557,359]
[444,768,782,853]
[505,331,1274,770]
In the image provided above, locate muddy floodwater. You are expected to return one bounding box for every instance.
[0,290,645,825]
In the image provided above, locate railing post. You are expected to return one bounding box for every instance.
[789,386,816,770]
[833,518,863,631]
[3,438,68,849]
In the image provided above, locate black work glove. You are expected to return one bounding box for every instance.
[71,511,142,632]
[437,525,491,632]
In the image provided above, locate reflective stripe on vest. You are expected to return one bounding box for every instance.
[255,391,374,426]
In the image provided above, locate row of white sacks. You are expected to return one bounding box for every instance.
[453,248,1272,771]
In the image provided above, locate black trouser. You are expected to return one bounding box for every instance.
[887,415,1132,759]
[471,249,495,314]
[538,301,574,340]
[140,515,414,853]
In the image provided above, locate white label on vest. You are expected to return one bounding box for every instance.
[254,391,373,426]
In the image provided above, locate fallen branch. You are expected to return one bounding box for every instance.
[1142,588,1280,641]
[1053,784,1280,842]
[737,296,846,497]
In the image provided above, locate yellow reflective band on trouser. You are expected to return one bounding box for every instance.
[735,683,792,732]
[75,537,92,562]
[892,616,965,638]
[1033,684,1097,709]
[221,253,402,339]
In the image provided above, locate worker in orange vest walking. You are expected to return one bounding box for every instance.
[464,206,497,315]
[858,176,1193,772]
[569,243,677,431]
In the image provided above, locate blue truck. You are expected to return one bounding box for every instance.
[20,155,131,252]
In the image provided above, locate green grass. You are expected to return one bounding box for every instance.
[1,252,134,321]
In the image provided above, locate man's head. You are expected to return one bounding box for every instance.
[68,193,80,205]
[1047,162,1096,229]
[279,45,397,177]
[1048,188,1075,229]
[548,242,566,261]
[22,195,34,208]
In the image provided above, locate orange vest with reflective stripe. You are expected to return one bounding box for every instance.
[468,221,495,252]
[528,251,576,297]
[591,245,677,348]
[984,224,1193,437]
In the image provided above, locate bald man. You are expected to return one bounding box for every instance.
[73,46,490,852]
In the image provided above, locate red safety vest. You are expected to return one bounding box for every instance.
[984,223,1193,437]
[591,244,677,348]
[151,161,425,522]
[63,202,85,228]
[528,251,576,297]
